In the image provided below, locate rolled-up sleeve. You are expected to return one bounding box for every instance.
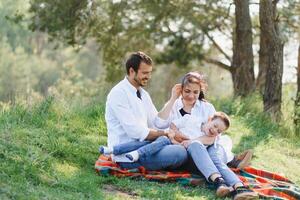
[153,116,170,129]
[154,106,178,129]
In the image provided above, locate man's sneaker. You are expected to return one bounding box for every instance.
[228,150,253,169]
[232,186,259,200]
[212,177,231,197]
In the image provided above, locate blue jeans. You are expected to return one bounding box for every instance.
[186,142,241,186]
[207,144,241,186]
[113,140,151,155]
[113,136,171,158]
[118,137,188,171]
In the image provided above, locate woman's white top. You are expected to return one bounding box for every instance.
[154,97,234,163]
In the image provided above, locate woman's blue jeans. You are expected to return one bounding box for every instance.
[186,142,241,186]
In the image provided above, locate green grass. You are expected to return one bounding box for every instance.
[1,96,299,200]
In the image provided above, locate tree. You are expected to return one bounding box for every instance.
[27,0,256,96]
[232,0,255,96]
[260,0,284,121]
[256,20,269,94]
[257,0,299,94]
[295,44,300,135]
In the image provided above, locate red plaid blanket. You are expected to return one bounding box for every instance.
[95,155,300,199]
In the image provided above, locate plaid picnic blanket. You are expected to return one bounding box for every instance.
[95,155,300,200]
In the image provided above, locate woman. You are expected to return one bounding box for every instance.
[154,72,258,200]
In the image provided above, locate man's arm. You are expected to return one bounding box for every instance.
[145,129,168,141]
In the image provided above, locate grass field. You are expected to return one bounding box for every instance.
[1,96,299,200]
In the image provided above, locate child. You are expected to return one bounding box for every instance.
[170,111,230,147]
[99,111,229,162]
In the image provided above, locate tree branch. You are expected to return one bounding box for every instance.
[204,57,233,72]
[204,31,232,63]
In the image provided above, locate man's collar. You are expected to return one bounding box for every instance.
[124,76,140,93]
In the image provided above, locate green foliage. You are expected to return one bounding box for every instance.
[28,0,90,46]
[156,35,205,66]
[0,0,32,50]
[27,0,235,82]
[0,1,107,104]
[213,87,297,138]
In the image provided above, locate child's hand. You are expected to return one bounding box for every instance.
[174,132,189,143]
[181,140,192,148]
[167,129,176,138]
[170,138,180,144]
[166,129,179,144]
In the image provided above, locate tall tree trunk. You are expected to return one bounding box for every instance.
[232,0,255,97]
[295,44,300,135]
[256,28,268,94]
[260,0,284,121]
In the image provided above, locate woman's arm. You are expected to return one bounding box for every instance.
[157,84,181,120]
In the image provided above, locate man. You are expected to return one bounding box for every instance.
[105,51,188,170]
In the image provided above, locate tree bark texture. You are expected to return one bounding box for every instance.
[260,0,284,121]
[232,0,255,97]
[295,44,300,135]
[256,27,268,94]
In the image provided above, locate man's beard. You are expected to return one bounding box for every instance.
[134,75,148,87]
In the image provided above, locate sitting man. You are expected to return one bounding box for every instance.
[104,51,188,170]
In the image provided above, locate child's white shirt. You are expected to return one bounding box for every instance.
[172,114,206,139]
[172,114,220,146]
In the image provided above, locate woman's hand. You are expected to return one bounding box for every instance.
[171,84,182,100]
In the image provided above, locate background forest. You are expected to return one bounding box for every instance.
[0,0,299,199]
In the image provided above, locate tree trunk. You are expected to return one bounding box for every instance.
[260,0,284,122]
[256,28,268,94]
[295,44,300,135]
[232,0,255,97]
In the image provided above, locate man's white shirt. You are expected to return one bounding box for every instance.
[105,77,158,162]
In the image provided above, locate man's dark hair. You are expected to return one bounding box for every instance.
[125,51,153,74]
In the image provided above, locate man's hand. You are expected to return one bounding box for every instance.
[171,84,182,100]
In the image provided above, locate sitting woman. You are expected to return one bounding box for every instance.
[155,72,258,200]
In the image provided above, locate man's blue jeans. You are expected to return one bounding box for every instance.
[186,142,241,186]
[117,136,188,170]
[113,136,171,158]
